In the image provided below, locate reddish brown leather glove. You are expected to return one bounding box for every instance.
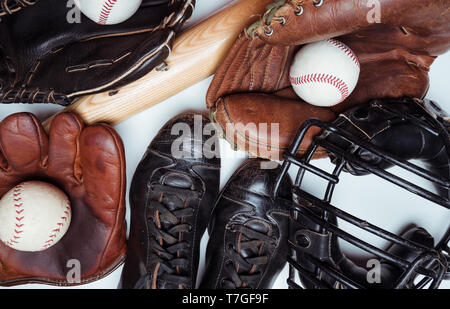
[0,112,127,286]
[207,0,450,159]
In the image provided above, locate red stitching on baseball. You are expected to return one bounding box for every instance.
[42,202,71,249]
[325,39,360,68]
[98,0,117,25]
[290,73,350,104]
[8,185,24,247]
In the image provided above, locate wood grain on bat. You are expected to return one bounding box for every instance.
[44,0,272,128]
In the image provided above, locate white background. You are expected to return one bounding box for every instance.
[1,0,449,289]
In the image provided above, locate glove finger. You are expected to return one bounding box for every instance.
[47,112,84,185]
[0,112,48,173]
[212,93,336,160]
[254,0,448,48]
[78,124,127,266]
[252,0,365,45]
[79,124,126,215]
[332,58,430,114]
[207,35,296,110]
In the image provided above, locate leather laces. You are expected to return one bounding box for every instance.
[246,0,324,37]
[147,183,200,289]
[0,0,36,15]
[221,224,276,289]
[0,88,70,105]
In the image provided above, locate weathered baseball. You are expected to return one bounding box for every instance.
[289,39,360,107]
[74,0,142,25]
[0,181,71,252]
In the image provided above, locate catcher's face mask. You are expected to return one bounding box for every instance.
[274,98,450,289]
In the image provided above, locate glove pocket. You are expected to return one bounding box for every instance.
[212,93,335,160]
[28,28,176,104]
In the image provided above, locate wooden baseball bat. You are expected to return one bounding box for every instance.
[43,0,272,128]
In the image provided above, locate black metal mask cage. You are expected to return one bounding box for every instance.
[274,100,450,289]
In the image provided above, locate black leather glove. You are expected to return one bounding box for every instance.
[0,0,194,105]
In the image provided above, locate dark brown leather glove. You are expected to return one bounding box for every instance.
[206,0,450,159]
[0,0,195,105]
[0,112,127,286]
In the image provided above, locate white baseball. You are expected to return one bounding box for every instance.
[289,39,360,107]
[0,181,71,252]
[74,0,142,25]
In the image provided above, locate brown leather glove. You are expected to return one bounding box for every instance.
[0,112,127,286]
[206,0,450,159]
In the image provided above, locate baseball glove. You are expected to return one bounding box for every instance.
[0,112,127,286]
[206,0,450,159]
[0,0,195,105]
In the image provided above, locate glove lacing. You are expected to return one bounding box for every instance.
[0,0,36,15]
[220,224,276,289]
[246,0,324,38]
[146,183,200,289]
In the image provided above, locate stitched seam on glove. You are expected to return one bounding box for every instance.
[65,52,132,73]
[67,31,175,99]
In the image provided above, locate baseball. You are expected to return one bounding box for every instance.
[289,39,360,107]
[0,181,71,252]
[74,0,142,25]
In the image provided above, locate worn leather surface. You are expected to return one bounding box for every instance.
[120,113,220,289]
[0,112,127,286]
[207,0,450,160]
[0,0,195,105]
[200,159,292,289]
[289,98,450,288]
